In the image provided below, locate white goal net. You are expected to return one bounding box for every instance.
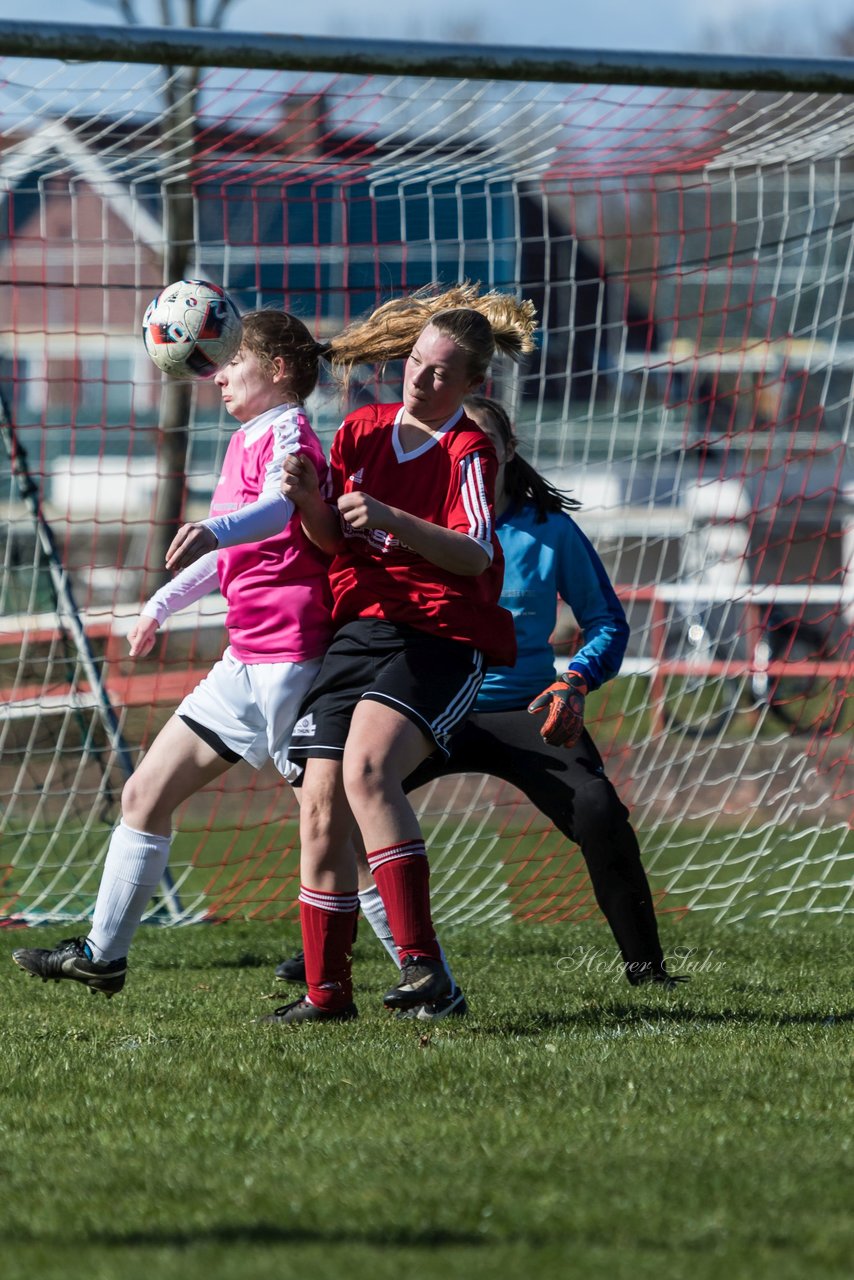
[0,31,851,926]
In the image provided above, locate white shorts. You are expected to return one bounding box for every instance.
[176,647,322,784]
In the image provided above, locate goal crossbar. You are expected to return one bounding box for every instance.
[2,18,854,92]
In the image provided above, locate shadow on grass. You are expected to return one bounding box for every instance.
[149,953,276,971]
[10,1223,485,1249]
[150,942,370,973]
[482,1005,854,1035]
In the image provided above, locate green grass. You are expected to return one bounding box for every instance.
[587,674,854,744]
[1,917,852,1280]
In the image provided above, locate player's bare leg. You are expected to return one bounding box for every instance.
[12,717,234,997]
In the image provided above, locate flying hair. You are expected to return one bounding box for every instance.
[325,282,538,378]
[235,286,537,400]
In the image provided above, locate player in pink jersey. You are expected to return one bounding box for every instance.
[12,311,337,997]
[264,285,537,1024]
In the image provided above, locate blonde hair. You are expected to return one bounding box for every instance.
[236,285,537,400]
[326,282,537,378]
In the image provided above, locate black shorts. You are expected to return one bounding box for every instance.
[288,618,484,762]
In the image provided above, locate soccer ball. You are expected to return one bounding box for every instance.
[142,279,242,380]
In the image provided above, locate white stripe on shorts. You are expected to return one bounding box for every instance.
[430,650,485,740]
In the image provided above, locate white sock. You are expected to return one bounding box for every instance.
[357,883,458,991]
[437,940,457,992]
[358,883,399,967]
[87,820,172,962]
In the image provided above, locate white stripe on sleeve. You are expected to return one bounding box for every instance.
[460,453,494,560]
[261,409,304,497]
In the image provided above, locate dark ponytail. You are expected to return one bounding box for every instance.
[463,395,581,523]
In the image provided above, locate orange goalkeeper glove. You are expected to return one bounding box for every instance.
[527,671,588,747]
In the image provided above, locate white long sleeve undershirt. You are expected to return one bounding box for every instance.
[140,550,221,626]
[202,489,294,548]
[139,407,298,625]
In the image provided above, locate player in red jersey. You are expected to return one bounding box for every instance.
[265,286,537,1023]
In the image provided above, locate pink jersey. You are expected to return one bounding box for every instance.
[210,405,333,663]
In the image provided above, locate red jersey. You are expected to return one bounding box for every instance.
[327,403,516,666]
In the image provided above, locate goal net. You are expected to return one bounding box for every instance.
[0,32,851,929]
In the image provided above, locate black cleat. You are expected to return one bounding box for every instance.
[627,961,689,989]
[275,914,358,983]
[396,986,468,1022]
[12,937,126,998]
[383,956,451,1010]
[258,996,357,1025]
[275,949,306,983]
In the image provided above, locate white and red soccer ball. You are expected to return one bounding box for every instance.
[142,279,242,379]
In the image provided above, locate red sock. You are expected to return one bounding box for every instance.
[299,886,359,1010]
[366,839,441,964]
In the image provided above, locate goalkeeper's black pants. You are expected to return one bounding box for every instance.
[403,707,666,976]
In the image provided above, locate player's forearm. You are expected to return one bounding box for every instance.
[384,508,490,576]
[567,616,631,691]
[142,550,220,624]
[204,491,293,547]
[298,492,347,555]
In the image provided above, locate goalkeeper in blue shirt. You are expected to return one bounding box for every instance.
[277,395,681,1013]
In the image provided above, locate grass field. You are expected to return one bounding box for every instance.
[1,915,851,1280]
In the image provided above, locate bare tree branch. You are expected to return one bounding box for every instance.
[209,0,234,29]
[78,0,239,30]
[87,0,139,21]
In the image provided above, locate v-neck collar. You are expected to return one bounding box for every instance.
[391,405,464,463]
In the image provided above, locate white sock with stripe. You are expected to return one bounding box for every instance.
[357,883,399,966]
